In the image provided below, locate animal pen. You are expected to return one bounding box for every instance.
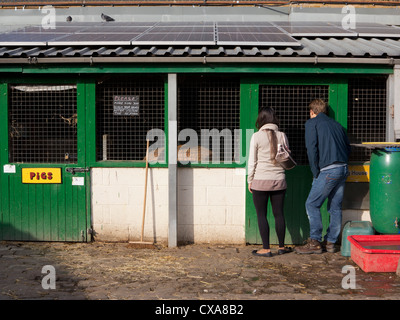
[0,11,399,246]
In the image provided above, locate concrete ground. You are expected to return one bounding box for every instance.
[0,240,399,302]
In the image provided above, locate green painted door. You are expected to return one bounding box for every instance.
[244,79,347,245]
[0,82,90,242]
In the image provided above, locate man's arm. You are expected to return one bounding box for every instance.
[305,120,320,178]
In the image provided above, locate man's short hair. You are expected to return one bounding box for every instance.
[309,99,327,115]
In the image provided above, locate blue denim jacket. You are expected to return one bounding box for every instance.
[305,113,351,178]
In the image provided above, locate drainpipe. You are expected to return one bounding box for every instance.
[168,73,178,248]
[393,65,400,140]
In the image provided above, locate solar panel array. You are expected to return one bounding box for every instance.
[0,21,399,46]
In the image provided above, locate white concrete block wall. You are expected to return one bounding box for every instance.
[91,167,246,244]
[342,210,371,227]
[177,168,246,244]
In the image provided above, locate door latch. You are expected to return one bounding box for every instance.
[65,167,89,175]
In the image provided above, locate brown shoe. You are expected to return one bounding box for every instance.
[295,238,323,254]
[325,241,337,253]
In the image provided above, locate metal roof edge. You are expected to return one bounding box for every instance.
[0,56,397,64]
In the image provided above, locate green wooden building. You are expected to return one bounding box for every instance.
[0,4,399,246]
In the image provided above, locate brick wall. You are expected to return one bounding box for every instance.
[91,167,246,244]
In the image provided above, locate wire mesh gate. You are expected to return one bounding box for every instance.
[248,77,388,245]
[347,77,387,162]
[96,75,165,162]
[178,75,240,163]
[259,84,329,165]
[9,85,78,164]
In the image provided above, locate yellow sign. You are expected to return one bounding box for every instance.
[347,165,369,182]
[22,168,62,184]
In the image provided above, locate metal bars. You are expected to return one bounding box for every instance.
[347,76,387,162]
[8,84,78,163]
[95,75,165,161]
[259,85,329,165]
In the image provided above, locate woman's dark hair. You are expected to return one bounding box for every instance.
[256,107,280,163]
[255,107,280,130]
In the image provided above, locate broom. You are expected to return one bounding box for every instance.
[129,139,154,248]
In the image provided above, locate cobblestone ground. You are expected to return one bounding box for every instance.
[0,241,399,301]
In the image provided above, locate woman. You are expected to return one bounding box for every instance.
[247,107,291,257]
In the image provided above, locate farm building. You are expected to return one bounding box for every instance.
[0,1,399,247]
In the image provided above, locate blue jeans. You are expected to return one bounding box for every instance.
[305,165,349,243]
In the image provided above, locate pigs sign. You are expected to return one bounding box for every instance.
[22,168,62,184]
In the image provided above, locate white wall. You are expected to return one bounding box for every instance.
[342,210,371,226]
[91,167,246,244]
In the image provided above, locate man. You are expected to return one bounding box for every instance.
[295,99,351,254]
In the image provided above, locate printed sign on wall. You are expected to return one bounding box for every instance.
[22,168,62,184]
[113,95,140,116]
[346,165,369,182]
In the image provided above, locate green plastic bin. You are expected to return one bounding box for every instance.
[370,147,400,234]
[341,221,375,257]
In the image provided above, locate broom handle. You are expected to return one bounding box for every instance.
[141,139,149,242]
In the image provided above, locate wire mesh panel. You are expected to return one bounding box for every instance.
[347,77,387,162]
[259,85,329,165]
[178,75,240,164]
[8,84,78,163]
[96,75,165,161]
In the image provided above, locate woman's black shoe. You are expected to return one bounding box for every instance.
[277,247,292,255]
[252,250,272,257]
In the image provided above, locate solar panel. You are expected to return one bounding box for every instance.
[216,22,300,46]
[2,21,399,47]
[275,22,357,37]
[132,23,216,45]
[48,33,136,46]
[353,25,400,38]
[133,32,215,45]
[273,21,400,38]
[217,21,275,26]
[218,26,282,33]
[0,32,69,45]
[217,32,300,46]
[157,21,214,26]
[273,21,328,27]
[74,26,148,33]
[22,26,86,33]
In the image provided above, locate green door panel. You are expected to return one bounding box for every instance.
[1,168,88,241]
[0,82,89,242]
[244,79,346,245]
[246,167,315,245]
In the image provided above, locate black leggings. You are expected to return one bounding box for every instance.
[251,189,286,249]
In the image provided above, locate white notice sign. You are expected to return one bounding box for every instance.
[72,177,84,186]
[3,164,16,173]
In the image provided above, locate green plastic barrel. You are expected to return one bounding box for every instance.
[370,147,400,234]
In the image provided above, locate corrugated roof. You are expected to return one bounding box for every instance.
[0,37,399,59]
[2,0,400,6]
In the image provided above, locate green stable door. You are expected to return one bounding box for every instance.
[244,78,348,245]
[0,82,90,242]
